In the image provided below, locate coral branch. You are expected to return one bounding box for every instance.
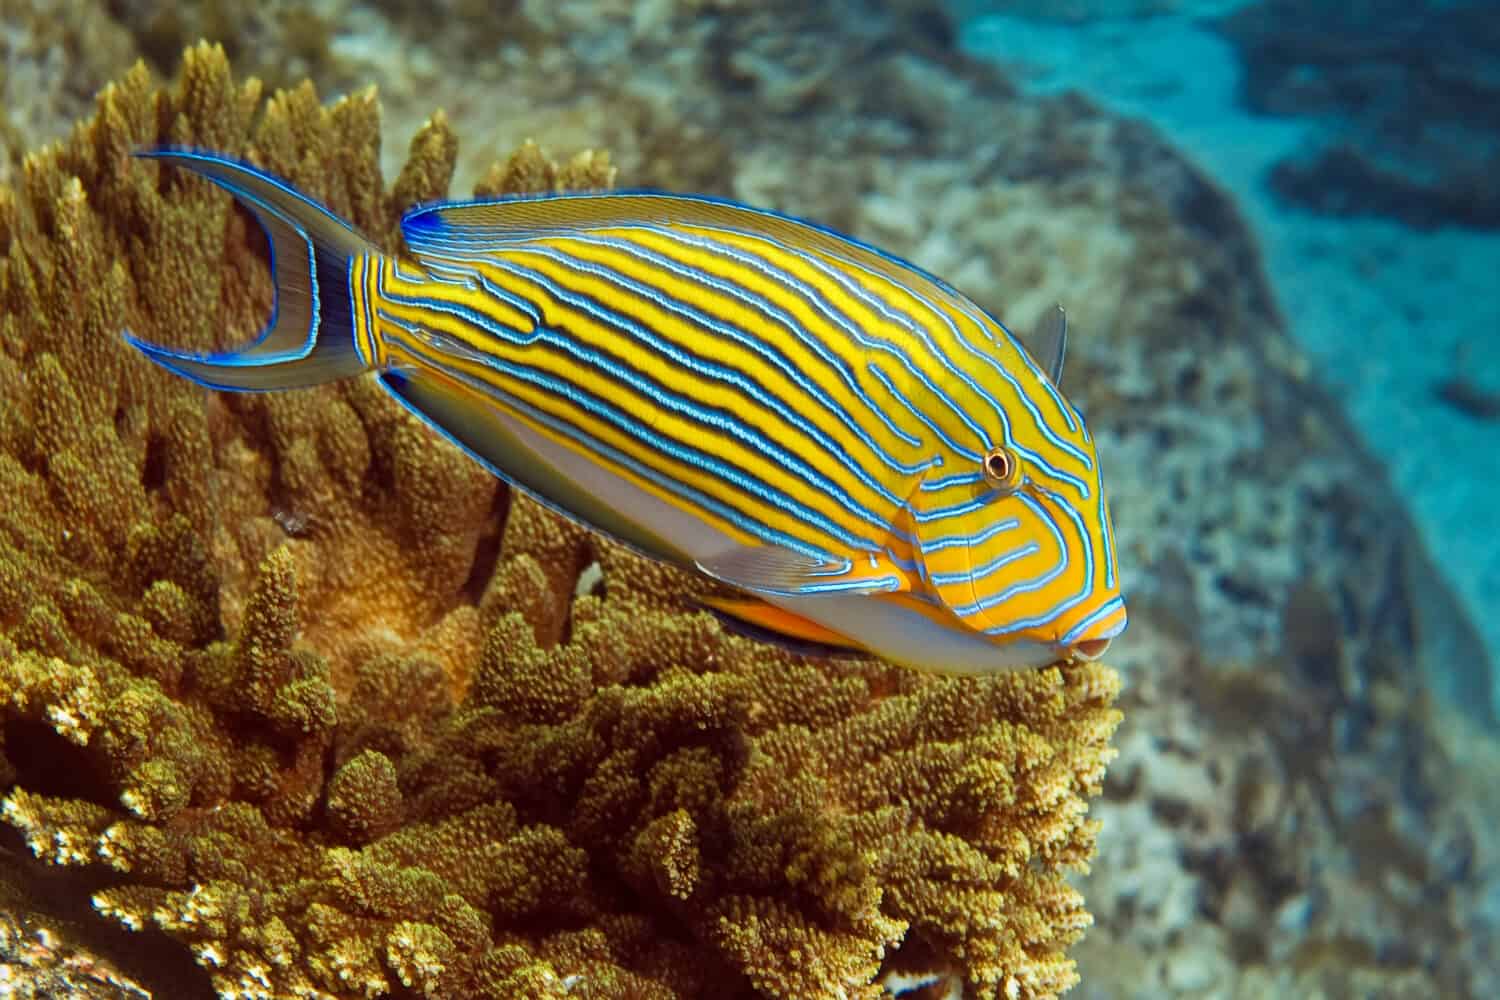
[0,47,1120,1000]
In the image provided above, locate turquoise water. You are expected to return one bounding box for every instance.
[953,6,1500,994]
[961,3,1500,714]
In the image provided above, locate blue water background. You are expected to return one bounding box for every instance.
[956,1,1500,713]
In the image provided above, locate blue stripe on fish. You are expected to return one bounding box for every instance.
[121,151,1127,674]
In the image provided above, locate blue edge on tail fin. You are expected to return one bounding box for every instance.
[121,148,374,391]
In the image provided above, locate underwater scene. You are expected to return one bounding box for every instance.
[0,0,1496,997]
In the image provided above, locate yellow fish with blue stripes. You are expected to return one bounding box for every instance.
[125,150,1126,674]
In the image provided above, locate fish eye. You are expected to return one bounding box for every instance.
[982,445,1023,493]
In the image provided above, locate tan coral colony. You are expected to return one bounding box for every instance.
[0,44,1121,1000]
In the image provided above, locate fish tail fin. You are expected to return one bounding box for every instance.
[124,149,379,391]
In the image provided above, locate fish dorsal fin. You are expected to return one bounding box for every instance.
[695,543,897,598]
[1027,303,1068,387]
[399,190,969,304]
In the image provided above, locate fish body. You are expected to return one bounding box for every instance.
[125,150,1125,673]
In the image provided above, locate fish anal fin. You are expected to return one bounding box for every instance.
[697,596,870,659]
[377,368,690,565]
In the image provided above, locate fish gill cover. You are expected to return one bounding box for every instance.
[0,44,1122,1000]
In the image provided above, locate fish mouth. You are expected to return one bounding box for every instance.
[1062,637,1112,662]
[1053,596,1126,663]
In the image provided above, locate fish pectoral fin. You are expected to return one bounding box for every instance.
[377,367,689,564]
[694,543,894,597]
[696,596,870,658]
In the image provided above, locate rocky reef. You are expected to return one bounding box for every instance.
[945,0,1242,22]
[1213,0,1500,229]
[0,0,138,180]
[0,44,1123,1000]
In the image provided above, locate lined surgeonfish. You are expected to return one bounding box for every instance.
[124,149,1126,674]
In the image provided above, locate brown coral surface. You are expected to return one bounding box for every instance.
[0,46,1122,999]
[38,2,1490,998]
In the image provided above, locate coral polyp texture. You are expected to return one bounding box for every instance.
[0,46,1122,1000]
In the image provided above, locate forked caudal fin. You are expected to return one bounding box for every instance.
[123,149,379,390]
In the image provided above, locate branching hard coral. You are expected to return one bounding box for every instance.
[0,47,1121,1000]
